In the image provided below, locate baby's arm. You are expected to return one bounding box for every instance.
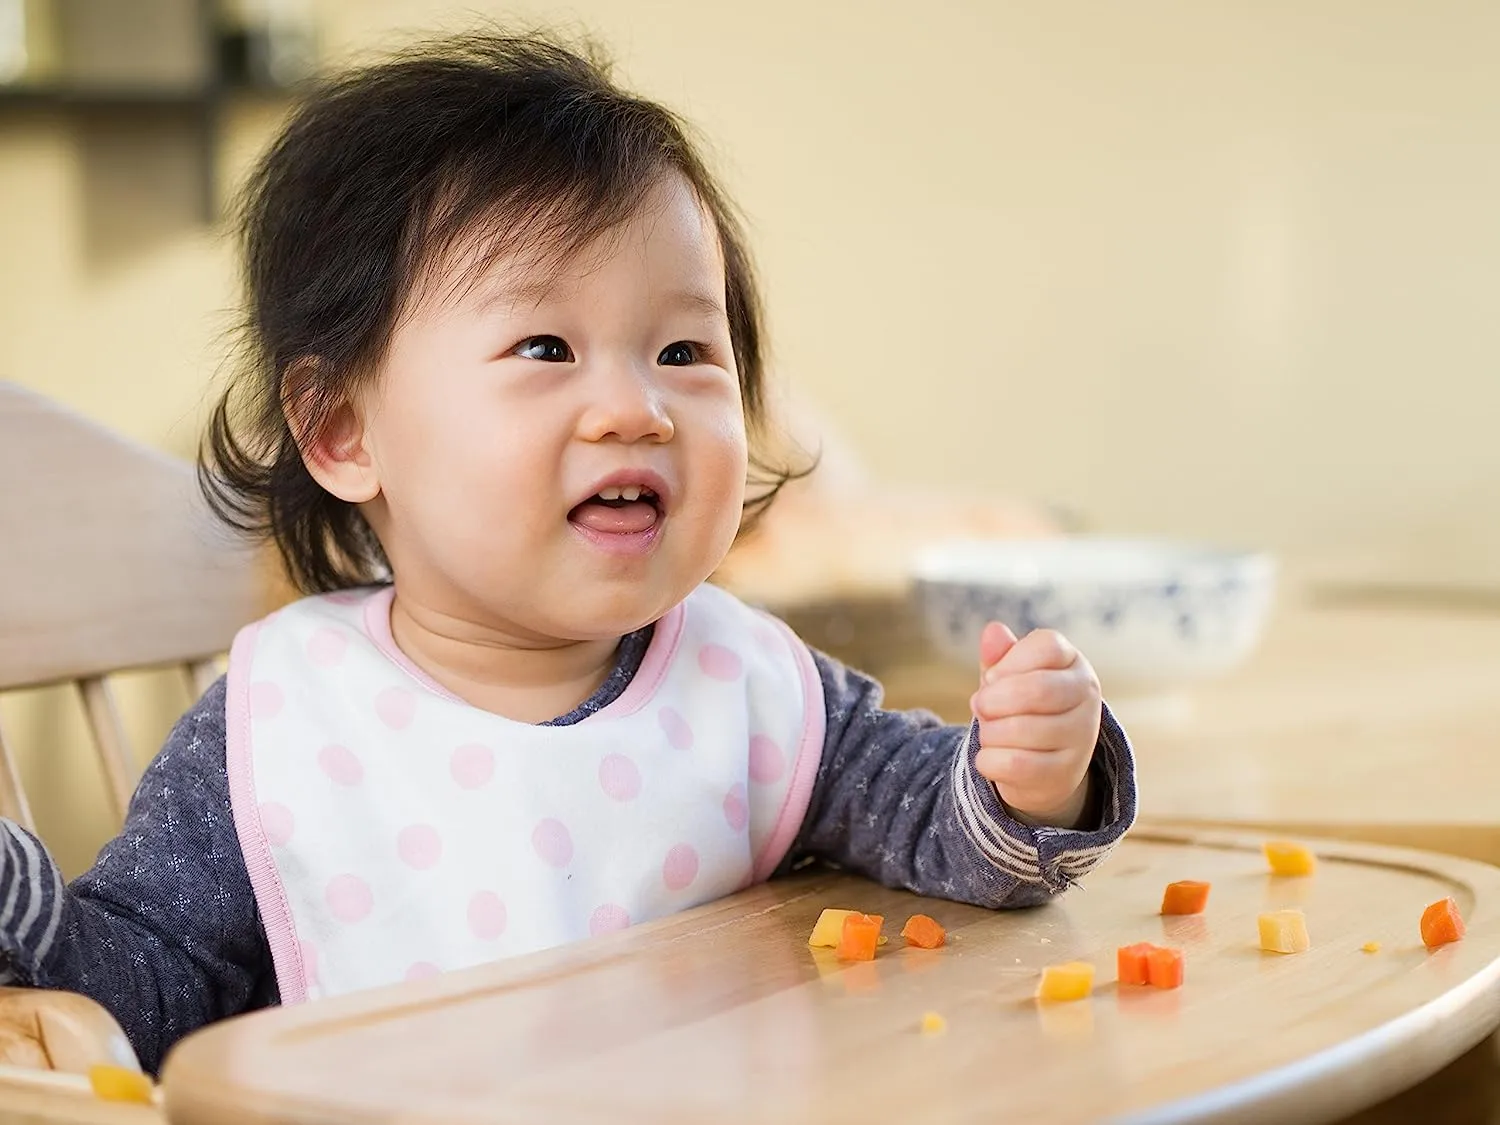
[785,650,1136,908]
[0,679,275,1073]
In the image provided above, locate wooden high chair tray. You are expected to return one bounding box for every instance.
[159,830,1500,1125]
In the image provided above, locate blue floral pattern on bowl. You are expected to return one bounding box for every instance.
[912,538,1276,691]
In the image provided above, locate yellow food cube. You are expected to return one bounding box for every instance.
[1036,961,1095,1002]
[920,1011,947,1035]
[1263,840,1317,876]
[1361,941,1382,954]
[1258,909,1311,954]
[808,908,856,948]
[89,1065,154,1105]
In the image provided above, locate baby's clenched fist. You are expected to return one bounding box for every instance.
[969,621,1102,828]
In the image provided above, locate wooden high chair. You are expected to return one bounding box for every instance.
[0,382,265,1104]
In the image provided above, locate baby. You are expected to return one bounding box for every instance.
[0,33,1136,1073]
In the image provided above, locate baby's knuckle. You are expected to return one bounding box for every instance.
[1031,629,1071,663]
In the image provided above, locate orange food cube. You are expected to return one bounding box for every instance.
[1036,961,1095,1002]
[901,914,947,949]
[836,912,884,961]
[1420,898,1466,949]
[1263,840,1317,876]
[89,1066,154,1105]
[1160,880,1211,915]
[1116,942,1155,985]
[1146,946,1184,989]
[1258,909,1311,954]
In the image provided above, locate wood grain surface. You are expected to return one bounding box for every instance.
[159,829,1500,1125]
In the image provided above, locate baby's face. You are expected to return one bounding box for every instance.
[355,174,749,641]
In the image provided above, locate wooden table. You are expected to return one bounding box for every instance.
[159,830,1500,1125]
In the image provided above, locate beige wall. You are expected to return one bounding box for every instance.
[2,2,1497,864]
[5,1,1498,552]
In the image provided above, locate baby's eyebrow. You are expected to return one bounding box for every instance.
[465,281,727,321]
[662,289,728,319]
[465,274,559,314]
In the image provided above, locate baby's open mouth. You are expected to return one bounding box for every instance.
[568,485,662,535]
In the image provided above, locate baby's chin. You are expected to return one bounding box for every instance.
[505,573,698,644]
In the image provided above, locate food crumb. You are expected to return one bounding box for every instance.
[1361,941,1381,954]
[89,1066,154,1105]
[920,1011,947,1035]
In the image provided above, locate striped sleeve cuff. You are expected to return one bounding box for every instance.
[950,702,1138,893]
[0,818,67,985]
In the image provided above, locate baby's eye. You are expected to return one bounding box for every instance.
[658,342,699,367]
[515,336,574,362]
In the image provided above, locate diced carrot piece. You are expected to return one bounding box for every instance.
[808,908,856,948]
[1263,840,1317,876]
[89,1066,154,1105]
[1420,898,1466,949]
[1116,942,1155,985]
[1258,909,1310,953]
[836,912,884,961]
[901,914,947,949]
[1146,946,1184,989]
[1160,880,1211,915]
[1036,961,1095,1002]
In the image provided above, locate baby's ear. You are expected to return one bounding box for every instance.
[282,359,381,504]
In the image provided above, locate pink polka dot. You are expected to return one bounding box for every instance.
[663,843,700,892]
[260,802,295,846]
[318,744,363,786]
[249,681,284,718]
[658,706,694,750]
[405,962,441,982]
[300,940,320,987]
[749,735,786,785]
[698,644,743,681]
[397,824,443,870]
[450,743,495,789]
[723,783,749,832]
[468,891,508,940]
[325,874,373,923]
[532,819,574,868]
[598,754,642,802]
[307,627,349,666]
[375,686,416,730]
[589,904,632,936]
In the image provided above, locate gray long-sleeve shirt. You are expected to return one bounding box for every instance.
[0,623,1136,1073]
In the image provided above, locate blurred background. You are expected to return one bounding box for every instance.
[2,0,1498,872]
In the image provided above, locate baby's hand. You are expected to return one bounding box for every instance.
[969,621,1102,829]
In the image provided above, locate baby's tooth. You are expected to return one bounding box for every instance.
[620,486,642,502]
[598,487,622,500]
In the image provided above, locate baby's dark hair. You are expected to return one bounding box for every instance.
[201,31,800,593]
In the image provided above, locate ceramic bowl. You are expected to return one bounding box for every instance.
[911,537,1276,696]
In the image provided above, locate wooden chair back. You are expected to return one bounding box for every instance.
[0,381,264,832]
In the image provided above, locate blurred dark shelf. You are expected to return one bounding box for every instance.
[0,82,290,110]
[0,0,310,226]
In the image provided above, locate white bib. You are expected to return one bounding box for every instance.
[224,583,824,1003]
